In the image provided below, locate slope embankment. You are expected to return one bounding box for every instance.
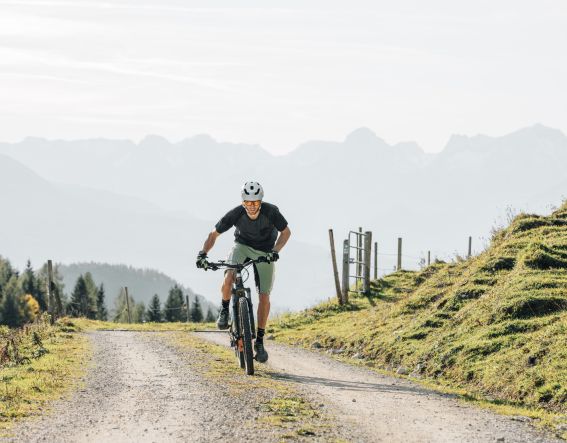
[271,201,567,437]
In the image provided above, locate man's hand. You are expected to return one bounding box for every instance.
[196,250,209,270]
[266,250,279,263]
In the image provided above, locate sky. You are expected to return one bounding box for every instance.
[0,0,566,154]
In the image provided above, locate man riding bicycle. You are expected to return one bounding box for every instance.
[196,181,291,363]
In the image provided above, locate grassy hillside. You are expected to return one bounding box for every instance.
[272,202,567,422]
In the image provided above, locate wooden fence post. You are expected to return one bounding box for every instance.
[397,237,403,271]
[328,229,342,302]
[341,239,350,305]
[47,260,55,325]
[125,287,132,324]
[357,227,363,278]
[363,231,372,294]
[186,295,191,323]
[374,241,378,280]
[428,250,431,266]
[468,236,472,258]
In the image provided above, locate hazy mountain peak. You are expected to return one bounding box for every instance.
[138,134,171,148]
[510,123,566,142]
[442,134,473,154]
[187,134,216,145]
[344,127,386,147]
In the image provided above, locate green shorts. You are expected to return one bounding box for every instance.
[227,242,275,295]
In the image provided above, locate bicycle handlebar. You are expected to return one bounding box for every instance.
[205,256,269,271]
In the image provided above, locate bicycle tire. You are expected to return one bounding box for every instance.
[238,297,254,375]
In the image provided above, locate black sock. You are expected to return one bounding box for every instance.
[222,299,230,309]
[257,328,265,341]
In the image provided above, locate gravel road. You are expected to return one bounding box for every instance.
[4,331,358,443]
[198,332,563,443]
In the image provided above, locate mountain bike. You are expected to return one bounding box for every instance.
[206,256,267,375]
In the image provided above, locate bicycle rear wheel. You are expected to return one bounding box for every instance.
[238,297,254,375]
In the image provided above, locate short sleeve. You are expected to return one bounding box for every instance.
[271,206,288,231]
[215,207,240,234]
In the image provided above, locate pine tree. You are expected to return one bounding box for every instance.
[0,291,23,327]
[113,289,135,323]
[133,302,146,323]
[69,275,90,317]
[82,272,99,319]
[20,260,47,312]
[0,257,16,306]
[146,294,162,322]
[164,285,184,322]
[190,297,204,323]
[96,284,108,321]
[37,263,66,316]
[0,275,24,327]
[205,307,216,323]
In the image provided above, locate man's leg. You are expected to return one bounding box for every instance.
[257,292,270,330]
[216,270,234,329]
[253,259,274,363]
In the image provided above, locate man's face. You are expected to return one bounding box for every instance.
[243,200,261,216]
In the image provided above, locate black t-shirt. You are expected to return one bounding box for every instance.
[215,202,288,252]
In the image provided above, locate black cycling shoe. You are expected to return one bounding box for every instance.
[254,340,268,363]
[216,307,229,330]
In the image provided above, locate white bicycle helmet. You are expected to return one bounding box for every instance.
[241,181,264,201]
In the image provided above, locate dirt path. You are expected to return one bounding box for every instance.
[7,331,332,443]
[198,332,562,443]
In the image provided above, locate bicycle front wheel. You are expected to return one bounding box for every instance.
[238,297,254,375]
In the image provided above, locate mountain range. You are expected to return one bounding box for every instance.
[1,124,566,310]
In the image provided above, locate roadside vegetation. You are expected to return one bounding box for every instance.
[0,316,90,436]
[0,255,214,329]
[271,201,567,437]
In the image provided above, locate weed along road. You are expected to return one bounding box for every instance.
[197,332,562,443]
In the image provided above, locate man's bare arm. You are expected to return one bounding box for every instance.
[201,230,221,254]
[274,226,291,253]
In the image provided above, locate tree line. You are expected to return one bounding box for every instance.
[0,256,215,327]
[112,284,215,323]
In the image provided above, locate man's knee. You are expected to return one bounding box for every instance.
[259,292,270,302]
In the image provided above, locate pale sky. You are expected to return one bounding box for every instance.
[0,0,566,154]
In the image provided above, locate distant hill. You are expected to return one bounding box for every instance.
[58,262,216,315]
[272,200,567,416]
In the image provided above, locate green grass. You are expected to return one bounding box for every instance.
[0,316,91,436]
[270,202,567,438]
